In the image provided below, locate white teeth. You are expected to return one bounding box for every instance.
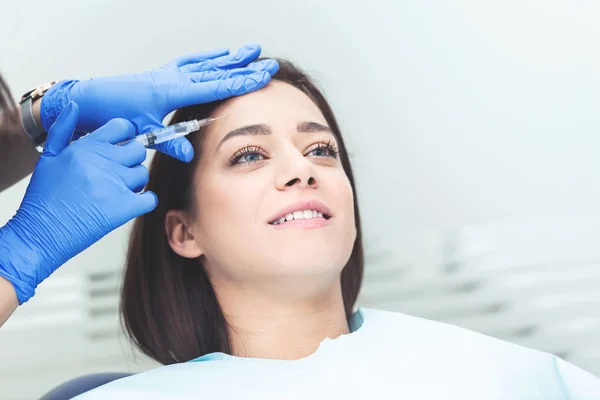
[271,210,328,224]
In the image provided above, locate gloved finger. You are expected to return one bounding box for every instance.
[179,44,261,73]
[119,164,149,192]
[135,191,158,215]
[112,140,147,167]
[92,118,136,144]
[44,101,79,156]
[116,191,158,225]
[180,71,271,106]
[188,59,279,83]
[189,69,254,84]
[248,58,279,76]
[174,48,229,69]
[154,136,194,163]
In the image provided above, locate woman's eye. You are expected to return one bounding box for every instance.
[237,153,264,164]
[307,143,339,158]
[309,147,332,157]
[229,148,265,165]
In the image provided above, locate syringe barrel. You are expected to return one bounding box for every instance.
[141,120,200,146]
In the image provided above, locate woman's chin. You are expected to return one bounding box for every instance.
[259,253,347,277]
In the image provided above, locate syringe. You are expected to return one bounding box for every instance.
[120,115,227,147]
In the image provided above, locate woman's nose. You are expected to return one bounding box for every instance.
[275,157,319,191]
[283,175,317,188]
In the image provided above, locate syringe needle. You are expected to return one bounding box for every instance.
[117,115,229,148]
[199,114,228,126]
[210,114,228,122]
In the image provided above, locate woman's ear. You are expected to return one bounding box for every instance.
[165,210,204,258]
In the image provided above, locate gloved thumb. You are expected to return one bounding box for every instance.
[44,101,79,156]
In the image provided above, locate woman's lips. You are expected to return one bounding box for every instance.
[268,200,332,224]
[270,216,332,229]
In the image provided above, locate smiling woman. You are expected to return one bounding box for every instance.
[121,59,364,363]
[74,59,600,398]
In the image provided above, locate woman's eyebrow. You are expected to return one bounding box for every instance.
[297,121,333,134]
[216,121,334,152]
[216,124,271,152]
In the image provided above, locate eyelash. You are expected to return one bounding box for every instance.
[228,140,340,166]
[228,145,264,165]
[312,140,340,159]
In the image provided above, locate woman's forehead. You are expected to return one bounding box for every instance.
[205,81,328,139]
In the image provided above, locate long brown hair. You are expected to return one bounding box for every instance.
[121,59,364,365]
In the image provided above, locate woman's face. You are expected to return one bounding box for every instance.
[171,81,356,285]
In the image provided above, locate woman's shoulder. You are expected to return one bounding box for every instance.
[358,307,557,364]
[361,307,515,339]
[357,308,600,397]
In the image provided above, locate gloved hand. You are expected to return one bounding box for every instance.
[40,44,279,162]
[0,102,156,304]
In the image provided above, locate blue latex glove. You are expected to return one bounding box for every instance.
[40,44,279,162]
[0,102,156,304]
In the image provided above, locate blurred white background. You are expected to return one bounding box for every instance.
[1,0,600,398]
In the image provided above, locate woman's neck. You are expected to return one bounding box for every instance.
[216,281,349,360]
